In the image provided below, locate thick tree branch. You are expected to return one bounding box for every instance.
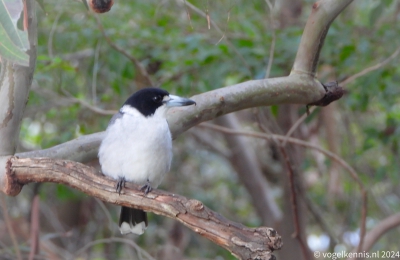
[292,0,353,77]
[17,132,105,163]
[0,0,37,155]
[15,74,326,163]
[0,0,37,191]
[5,157,282,260]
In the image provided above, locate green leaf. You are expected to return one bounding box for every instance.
[0,0,29,65]
[0,22,29,65]
[339,45,355,62]
[0,0,28,49]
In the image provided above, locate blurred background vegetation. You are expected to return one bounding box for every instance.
[1,0,400,259]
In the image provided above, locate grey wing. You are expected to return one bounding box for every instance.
[108,111,123,127]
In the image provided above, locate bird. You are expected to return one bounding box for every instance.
[98,87,195,235]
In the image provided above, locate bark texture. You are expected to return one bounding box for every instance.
[6,157,283,260]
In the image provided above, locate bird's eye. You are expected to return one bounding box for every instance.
[153,95,162,103]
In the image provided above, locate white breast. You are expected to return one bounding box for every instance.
[98,106,172,188]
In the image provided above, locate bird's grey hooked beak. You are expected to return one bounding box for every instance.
[164,95,196,107]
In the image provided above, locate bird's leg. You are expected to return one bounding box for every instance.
[116,177,126,195]
[140,179,152,195]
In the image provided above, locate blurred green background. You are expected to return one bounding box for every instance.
[1,0,400,259]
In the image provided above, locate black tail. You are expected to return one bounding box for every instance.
[119,206,148,235]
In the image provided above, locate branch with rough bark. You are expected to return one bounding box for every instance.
[5,157,282,260]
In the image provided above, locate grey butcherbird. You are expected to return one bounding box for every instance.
[98,88,195,235]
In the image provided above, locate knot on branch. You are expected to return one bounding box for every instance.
[231,227,282,260]
[256,227,283,251]
[184,199,212,219]
[4,156,23,196]
[186,199,204,211]
[306,81,344,113]
[88,0,114,13]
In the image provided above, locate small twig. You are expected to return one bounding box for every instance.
[28,195,40,260]
[48,12,62,59]
[300,191,340,246]
[61,88,117,116]
[205,0,210,30]
[93,15,154,87]
[278,146,310,260]
[215,4,235,45]
[265,31,276,79]
[283,107,316,146]
[0,195,22,260]
[182,0,193,29]
[182,0,252,75]
[264,0,276,79]
[199,123,356,178]
[341,45,400,87]
[94,198,115,234]
[92,40,102,104]
[357,191,368,254]
[75,237,156,260]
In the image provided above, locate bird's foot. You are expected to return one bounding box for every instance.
[116,177,126,195]
[140,180,152,195]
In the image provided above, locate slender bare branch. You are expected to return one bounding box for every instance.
[93,15,154,88]
[0,195,22,260]
[198,124,357,182]
[341,45,400,87]
[278,146,311,260]
[28,195,40,260]
[283,107,316,146]
[349,212,400,260]
[264,0,276,79]
[61,89,117,116]
[180,0,252,74]
[6,157,282,260]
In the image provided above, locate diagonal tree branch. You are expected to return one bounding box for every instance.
[15,74,328,163]
[292,0,353,77]
[5,157,283,260]
[93,14,154,89]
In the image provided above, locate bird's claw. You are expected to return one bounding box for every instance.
[116,177,126,195]
[140,180,152,195]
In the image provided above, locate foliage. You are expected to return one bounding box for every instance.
[1,0,400,259]
[0,0,29,65]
